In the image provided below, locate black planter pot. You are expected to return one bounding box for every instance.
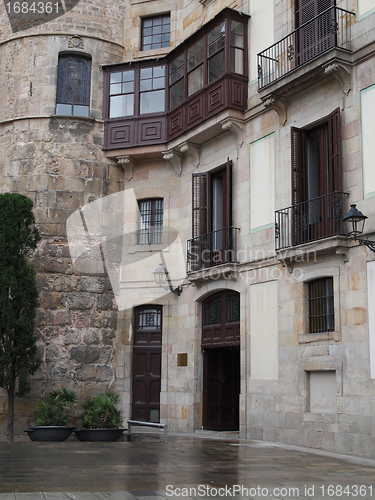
[25,426,76,442]
[74,428,124,442]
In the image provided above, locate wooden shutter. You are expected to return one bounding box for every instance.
[291,127,308,205]
[328,107,341,193]
[192,173,208,238]
[295,0,335,27]
[225,158,233,228]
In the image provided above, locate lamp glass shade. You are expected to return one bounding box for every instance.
[343,204,367,236]
[153,263,168,288]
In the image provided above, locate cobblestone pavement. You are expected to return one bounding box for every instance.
[0,435,375,500]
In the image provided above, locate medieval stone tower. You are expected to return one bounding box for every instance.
[0,0,127,437]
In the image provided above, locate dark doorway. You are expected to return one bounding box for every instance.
[132,305,162,422]
[203,347,240,430]
[202,291,240,431]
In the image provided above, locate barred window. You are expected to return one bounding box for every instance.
[56,55,91,117]
[138,198,164,244]
[138,307,162,330]
[308,277,334,333]
[141,14,170,51]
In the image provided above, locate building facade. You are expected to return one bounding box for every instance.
[1,0,375,458]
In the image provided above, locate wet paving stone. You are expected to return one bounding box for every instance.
[0,437,374,499]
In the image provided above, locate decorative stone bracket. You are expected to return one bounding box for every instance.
[263,96,288,126]
[220,117,245,148]
[116,155,134,181]
[324,62,352,96]
[179,141,200,169]
[162,149,183,176]
[163,142,201,175]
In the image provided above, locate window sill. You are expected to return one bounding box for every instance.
[51,114,102,123]
[187,262,239,283]
[298,331,341,344]
[128,243,168,254]
[134,47,171,59]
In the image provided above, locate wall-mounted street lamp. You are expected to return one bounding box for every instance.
[153,263,182,296]
[343,204,375,253]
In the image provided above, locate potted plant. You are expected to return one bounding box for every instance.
[25,388,77,441]
[74,392,124,442]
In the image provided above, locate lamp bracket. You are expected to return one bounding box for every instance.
[355,237,375,254]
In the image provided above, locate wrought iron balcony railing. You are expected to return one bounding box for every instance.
[258,6,355,90]
[275,192,349,251]
[187,226,240,273]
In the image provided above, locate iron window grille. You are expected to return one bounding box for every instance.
[138,307,162,330]
[308,277,334,333]
[138,198,164,245]
[56,55,91,117]
[141,14,170,51]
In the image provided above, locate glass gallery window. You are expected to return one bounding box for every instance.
[109,65,166,119]
[169,17,245,109]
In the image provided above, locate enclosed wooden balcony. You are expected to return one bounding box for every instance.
[103,8,249,151]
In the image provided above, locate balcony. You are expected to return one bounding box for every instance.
[103,8,249,152]
[257,7,354,95]
[187,226,239,274]
[275,192,349,252]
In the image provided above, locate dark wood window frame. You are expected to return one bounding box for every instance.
[108,62,167,119]
[141,14,170,51]
[103,8,249,150]
[308,277,334,333]
[56,53,91,117]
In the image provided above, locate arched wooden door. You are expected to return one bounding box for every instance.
[132,305,162,423]
[202,291,240,431]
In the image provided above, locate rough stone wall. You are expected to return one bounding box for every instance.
[0,113,125,438]
[0,0,126,439]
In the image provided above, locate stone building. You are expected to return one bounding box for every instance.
[1,0,375,459]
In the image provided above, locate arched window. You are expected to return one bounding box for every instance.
[56,54,91,117]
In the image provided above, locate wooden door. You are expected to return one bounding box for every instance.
[132,306,162,423]
[203,347,240,431]
[202,291,240,431]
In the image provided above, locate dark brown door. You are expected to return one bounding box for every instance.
[132,306,162,423]
[202,291,240,431]
[203,347,240,431]
[202,291,240,347]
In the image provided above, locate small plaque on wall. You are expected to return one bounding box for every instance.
[177,353,188,367]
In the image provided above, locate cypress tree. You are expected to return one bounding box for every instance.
[0,193,41,442]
